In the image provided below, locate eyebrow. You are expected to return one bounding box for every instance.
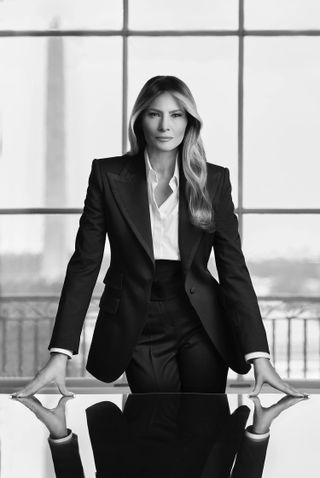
[147,108,184,113]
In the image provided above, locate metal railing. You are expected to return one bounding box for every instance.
[1,295,320,383]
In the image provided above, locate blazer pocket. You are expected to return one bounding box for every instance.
[99,289,120,314]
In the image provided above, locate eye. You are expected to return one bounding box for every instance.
[147,111,160,118]
[172,113,183,118]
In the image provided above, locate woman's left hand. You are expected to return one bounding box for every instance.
[249,358,308,398]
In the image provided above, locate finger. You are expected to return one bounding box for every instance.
[14,396,45,416]
[249,396,262,407]
[57,396,74,409]
[274,395,307,413]
[15,395,42,408]
[56,380,74,397]
[266,376,306,398]
[13,396,39,409]
[286,383,309,397]
[12,374,50,398]
[273,379,304,397]
[284,384,308,398]
[248,380,263,397]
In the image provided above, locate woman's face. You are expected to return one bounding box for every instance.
[141,92,188,154]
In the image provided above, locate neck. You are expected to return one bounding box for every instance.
[146,147,178,177]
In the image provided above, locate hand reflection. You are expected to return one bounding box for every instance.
[14,395,72,439]
[11,393,306,478]
[250,395,306,435]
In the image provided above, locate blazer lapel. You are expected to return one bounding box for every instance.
[107,150,204,274]
[107,151,155,267]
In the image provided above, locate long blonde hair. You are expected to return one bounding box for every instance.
[128,75,215,233]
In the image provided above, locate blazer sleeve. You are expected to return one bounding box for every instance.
[49,433,85,478]
[213,167,270,356]
[48,159,107,354]
[231,433,269,478]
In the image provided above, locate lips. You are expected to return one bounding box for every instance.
[156,136,173,141]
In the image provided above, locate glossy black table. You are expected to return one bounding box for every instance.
[0,391,316,477]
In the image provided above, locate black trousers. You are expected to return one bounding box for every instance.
[125,260,228,393]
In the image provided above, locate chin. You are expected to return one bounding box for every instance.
[158,145,177,152]
[152,142,180,153]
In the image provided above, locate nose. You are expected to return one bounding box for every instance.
[158,114,170,131]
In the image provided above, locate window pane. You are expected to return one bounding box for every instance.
[129,0,238,30]
[243,37,320,208]
[243,215,320,297]
[0,37,122,208]
[245,0,320,29]
[0,215,111,296]
[0,214,111,380]
[128,37,238,199]
[0,0,123,30]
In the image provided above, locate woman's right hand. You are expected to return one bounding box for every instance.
[14,395,73,439]
[11,353,74,398]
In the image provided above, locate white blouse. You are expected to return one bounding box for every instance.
[144,149,180,260]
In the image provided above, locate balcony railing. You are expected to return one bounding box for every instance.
[1,295,320,383]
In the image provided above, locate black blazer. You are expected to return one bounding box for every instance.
[49,395,269,478]
[49,150,269,382]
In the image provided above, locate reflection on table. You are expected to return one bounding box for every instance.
[0,392,313,478]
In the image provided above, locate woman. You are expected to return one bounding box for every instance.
[13,76,306,396]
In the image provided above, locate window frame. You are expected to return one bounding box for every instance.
[0,0,319,303]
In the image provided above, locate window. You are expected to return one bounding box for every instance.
[1,0,319,379]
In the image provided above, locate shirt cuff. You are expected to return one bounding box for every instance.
[245,425,270,440]
[48,429,73,444]
[244,352,271,363]
[50,348,73,359]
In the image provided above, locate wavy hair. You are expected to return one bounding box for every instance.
[128,75,215,233]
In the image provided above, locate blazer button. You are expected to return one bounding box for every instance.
[189,287,196,294]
